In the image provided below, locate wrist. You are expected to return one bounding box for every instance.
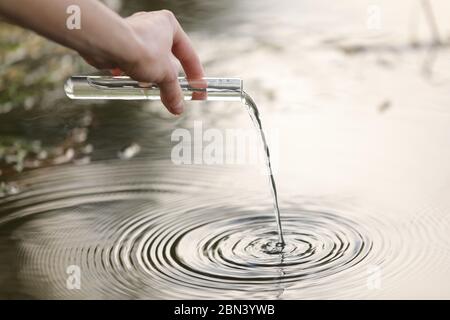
[108,19,142,67]
[78,15,140,70]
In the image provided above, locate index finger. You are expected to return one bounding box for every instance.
[171,19,205,81]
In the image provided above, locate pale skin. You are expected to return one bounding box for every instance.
[0,0,205,115]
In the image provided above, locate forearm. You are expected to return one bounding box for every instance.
[0,0,138,65]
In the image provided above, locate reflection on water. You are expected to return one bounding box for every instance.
[1,0,450,299]
[0,162,375,299]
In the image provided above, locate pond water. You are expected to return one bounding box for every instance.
[0,0,450,299]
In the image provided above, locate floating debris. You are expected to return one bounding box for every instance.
[79,111,94,127]
[118,143,141,160]
[376,57,394,68]
[30,140,42,153]
[23,158,41,169]
[81,144,94,155]
[12,150,27,172]
[71,127,88,143]
[37,150,48,160]
[73,156,91,166]
[0,140,35,174]
[52,148,75,165]
[23,96,35,110]
[0,181,20,198]
[0,129,95,177]
[337,44,367,55]
[64,148,75,160]
[0,102,12,114]
[378,100,392,113]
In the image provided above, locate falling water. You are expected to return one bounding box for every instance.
[242,92,285,246]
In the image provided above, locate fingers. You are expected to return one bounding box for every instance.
[171,16,205,81]
[159,56,183,115]
[159,78,184,115]
[170,17,207,100]
[110,68,123,76]
[118,10,205,114]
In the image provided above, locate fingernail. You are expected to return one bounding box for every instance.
[173,101,184,115]
[111,68,123,76]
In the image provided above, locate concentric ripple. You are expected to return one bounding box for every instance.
[0,161,445,299]
[140,209,370,287]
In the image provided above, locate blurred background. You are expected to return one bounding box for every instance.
[0,0,450,299]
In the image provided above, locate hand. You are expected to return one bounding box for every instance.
[0,2,204,114]
[83,10,205,115]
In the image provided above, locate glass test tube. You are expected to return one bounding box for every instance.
[64,76,243,102]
